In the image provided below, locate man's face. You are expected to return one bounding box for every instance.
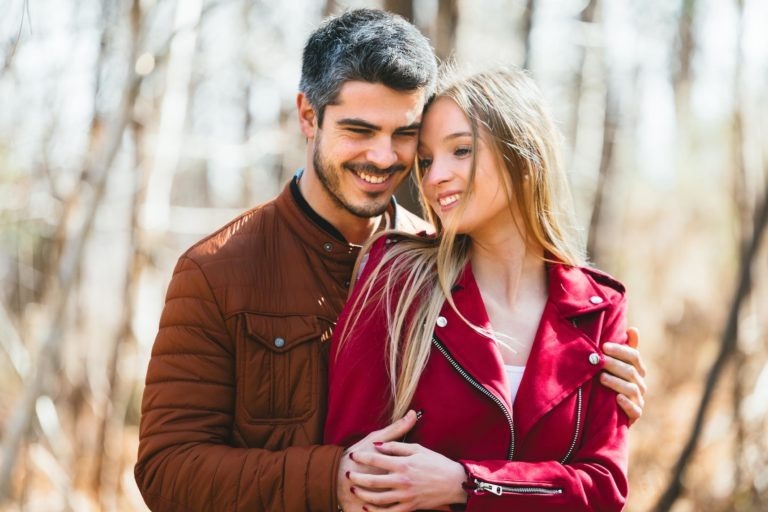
[308,81,425,218]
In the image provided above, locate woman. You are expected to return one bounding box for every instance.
[325,67,629,511]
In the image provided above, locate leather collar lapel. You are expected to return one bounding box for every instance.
[513,264,611,444]
[434,263,513,409]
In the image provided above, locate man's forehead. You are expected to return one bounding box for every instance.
[329,81,425,122]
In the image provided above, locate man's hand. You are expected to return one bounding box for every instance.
[337,411,419,511]
[601,327,648,425]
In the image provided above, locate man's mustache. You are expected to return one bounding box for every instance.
[345,162,408,175]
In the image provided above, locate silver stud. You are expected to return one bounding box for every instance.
[589,295,603,305]
[323,242,333,252]
[274,337,285,348]
[588,352,600,365]
[436,316,448,328]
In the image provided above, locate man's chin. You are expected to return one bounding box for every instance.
[343,200,390,219]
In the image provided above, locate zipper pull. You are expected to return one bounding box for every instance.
[474,480,503,496]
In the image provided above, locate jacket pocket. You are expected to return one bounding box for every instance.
[237,313,324,423]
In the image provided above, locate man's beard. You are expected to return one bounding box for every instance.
[312,139,407,219]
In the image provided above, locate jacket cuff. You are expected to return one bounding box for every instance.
[306,444,345,511]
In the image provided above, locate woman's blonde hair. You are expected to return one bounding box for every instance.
[340,66,585,422]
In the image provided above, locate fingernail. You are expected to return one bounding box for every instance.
[348,452,355,461]
[416,409,424,420]
[363,507,369,511]
[350,487,356,495]
[373,441,383,446]
[345,471,350,479]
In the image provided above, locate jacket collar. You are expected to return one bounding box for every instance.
[436,261,613,444]
[275,177,360,286]
[275,171,406,288]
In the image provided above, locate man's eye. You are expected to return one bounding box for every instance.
[348,128,371,135]
[396,131,418,138]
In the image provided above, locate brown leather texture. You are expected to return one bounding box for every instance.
[135,181,428,511]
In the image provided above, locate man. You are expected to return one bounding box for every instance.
[135,9,646,511]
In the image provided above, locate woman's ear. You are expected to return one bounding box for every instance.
[296,92,317,140]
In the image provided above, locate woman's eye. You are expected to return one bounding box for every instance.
[454,146,472,157]
[418,157,432,169]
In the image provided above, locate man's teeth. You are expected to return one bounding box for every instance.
[439,194,460,206]
[356,171,389,184]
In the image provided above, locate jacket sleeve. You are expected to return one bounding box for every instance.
[134,256,343,512]
[460,294,630,512]
[324,239,395,446]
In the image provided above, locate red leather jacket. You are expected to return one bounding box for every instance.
[325,236,629,511]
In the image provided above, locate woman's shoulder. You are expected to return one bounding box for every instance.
[551,262,626,303]
[353,231,437,291]
[580,266,626,295]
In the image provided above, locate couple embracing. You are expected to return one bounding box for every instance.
[135,8,647,512]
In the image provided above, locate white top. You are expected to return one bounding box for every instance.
[505,364,526,404]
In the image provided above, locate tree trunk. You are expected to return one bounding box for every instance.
[384,0,413,22]
[521,0,537,69]
[0,0,146,500]
[434,0,458,61]
[653,176,768,511]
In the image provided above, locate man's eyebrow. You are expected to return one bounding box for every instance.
[337,118,380,130]
[394,122,421,133]
[336,119,421,133]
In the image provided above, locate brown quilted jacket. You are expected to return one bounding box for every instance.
[134,179,428,511]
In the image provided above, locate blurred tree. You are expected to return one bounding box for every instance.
[384,0,413,22]
[521,0,537,69]
[434,0,458,61]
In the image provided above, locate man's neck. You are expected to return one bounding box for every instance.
[296,170,386,246]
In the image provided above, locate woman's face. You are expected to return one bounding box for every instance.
[418,97,514,239]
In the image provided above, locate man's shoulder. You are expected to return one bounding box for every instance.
[393,205,433,235]
[182,197,280,266]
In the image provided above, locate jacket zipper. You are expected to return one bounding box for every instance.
[432,334,571,498]
[560,386,582,464]
[431,335,515,459]
[474,480,564,496]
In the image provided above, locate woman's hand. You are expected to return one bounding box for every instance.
[337,411,419,512]
[346,441,467,512]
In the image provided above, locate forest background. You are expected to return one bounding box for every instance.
[0,0,767,510]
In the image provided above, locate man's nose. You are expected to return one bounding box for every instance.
[366,137,398,169]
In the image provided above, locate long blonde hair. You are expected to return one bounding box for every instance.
[340,66,585,421]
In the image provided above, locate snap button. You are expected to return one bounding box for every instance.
[436,316,448,328]
[344,280,350,288]
[274,337,285,348]
[588,352,600,365]
[589,295,603,305]
[323,242,333,252]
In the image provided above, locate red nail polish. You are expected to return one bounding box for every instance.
[350,487,356,495]
[363,507,369,511]
[349,452,355,461]
[345,471,350,479]
[373,441,383,446]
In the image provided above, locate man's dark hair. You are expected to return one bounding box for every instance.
[300,8,437,125]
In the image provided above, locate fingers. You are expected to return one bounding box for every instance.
[626,326,639,349]
[617,393,642,426]
[366,410,417,443]
[349,449,403,473]
[350,486,407,511]
[603,341,647,379]
[600,372,644,423]
[373,441,419,457]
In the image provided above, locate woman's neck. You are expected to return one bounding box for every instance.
[469,230,545,309]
